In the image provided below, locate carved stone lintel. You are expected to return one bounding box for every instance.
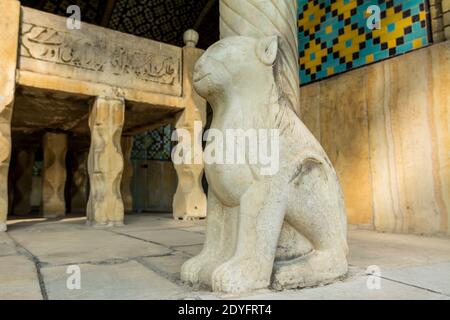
[121,136,134,214]
[0,0,21,232]
[19,7,182,96]
[173,42,207,220]
[42,133,68,218]
[13,150,35,216]
[87,97,125,227]
[71,151,88,213]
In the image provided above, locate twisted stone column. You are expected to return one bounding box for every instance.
[13,150,35,216]
[220,0,300,113]
[87,97,125,227]
[42,133,68,218]
[121,136,134,213]
[71,151,88,213]
[443,0,450,40]
[430,0,445,42]
[0,0,20,232]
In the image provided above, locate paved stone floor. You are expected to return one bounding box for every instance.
[0,214,449,300]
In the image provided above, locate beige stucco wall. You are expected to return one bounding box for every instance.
[300,41,450,236]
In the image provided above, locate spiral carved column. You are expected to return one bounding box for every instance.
[87,97,125,227]
[42,133,68,218]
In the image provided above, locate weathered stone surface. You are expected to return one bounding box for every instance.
[0,255,43,300]
[182,25,348,294]
[12,149,35,216]
[121,229,204,247]
[71,151,88,213]
[383,262,450,296]
[42,261,185,300]
[174,244,203,257]
[87,97,125,227]
[173,32,207,220]
[142,252,191,278]
[348,229,450,269]
[19,7,182,97]
[300,41,450,236]
[118,214,198,232]
[3,215,450,300]
[0,0,20,232]
[8,228,171,265]
[0,232,17,257]
[240,275,450,300]
[121,137,134,213]
[42,132,68,218]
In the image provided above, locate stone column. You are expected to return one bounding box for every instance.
[430,0,445,42]
[42,133,68,218]
[87,97,125,227]
[172,30,207,220]
[121,136,134,214]
[0,0,21,232]
[443,0,450,40]
[71,151,88,213]
[13,150,35,216]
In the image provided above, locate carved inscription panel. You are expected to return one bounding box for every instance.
[19,8,182,96]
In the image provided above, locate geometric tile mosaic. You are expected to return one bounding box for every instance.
[298,0,431,84]
[131,125,173,161]
[108,0,210,47]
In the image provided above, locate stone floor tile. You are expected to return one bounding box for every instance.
[0,255,43,300]
[42,261,186,300]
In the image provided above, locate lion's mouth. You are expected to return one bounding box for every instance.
[193,73,210,83]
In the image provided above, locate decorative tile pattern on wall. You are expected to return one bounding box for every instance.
[298,0,430,84]
[108,0,210,46]
[131,125,173,161]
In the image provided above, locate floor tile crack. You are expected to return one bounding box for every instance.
[7,233,49,300]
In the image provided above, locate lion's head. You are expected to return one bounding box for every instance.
[193,35,280,104]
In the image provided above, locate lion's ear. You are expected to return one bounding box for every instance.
[256,35,279,66]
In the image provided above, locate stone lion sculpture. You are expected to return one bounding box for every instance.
[181,35,349,293]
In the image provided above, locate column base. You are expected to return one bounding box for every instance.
[86,220,125,228]
[0,223,6,232]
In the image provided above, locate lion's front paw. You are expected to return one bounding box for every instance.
[212,258,270,294]
[181,254,208,285]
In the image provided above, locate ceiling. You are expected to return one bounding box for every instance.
[19,0,220,49]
